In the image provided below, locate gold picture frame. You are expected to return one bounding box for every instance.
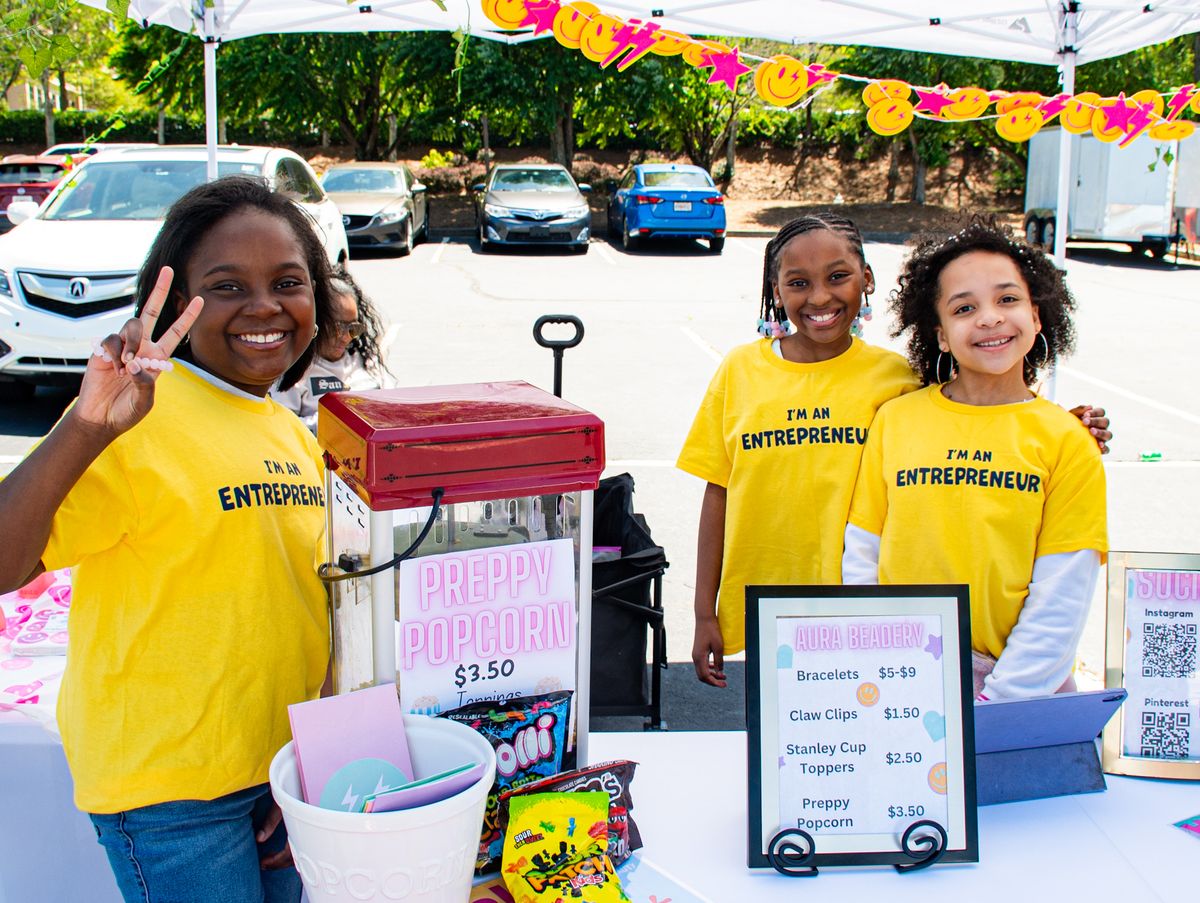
[1102,551,1200,779]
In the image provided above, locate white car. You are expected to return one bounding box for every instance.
[0,145,349,400]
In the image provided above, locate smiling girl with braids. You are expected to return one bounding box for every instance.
[677,213,1110,689]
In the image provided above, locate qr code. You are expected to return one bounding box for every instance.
[1141,622,1198,679]
[1140,711,1192,759]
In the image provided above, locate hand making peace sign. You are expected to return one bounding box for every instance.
[76,266,204,438]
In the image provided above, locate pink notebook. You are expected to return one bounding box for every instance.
[288,684,415,811]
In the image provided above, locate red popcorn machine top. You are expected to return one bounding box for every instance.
[318,380,605,759]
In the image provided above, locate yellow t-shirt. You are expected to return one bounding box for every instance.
[848,385,1108,659]
[42,367,330,814]
[677,338,918,653]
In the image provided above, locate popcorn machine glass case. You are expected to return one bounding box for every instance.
[318,381,605,760]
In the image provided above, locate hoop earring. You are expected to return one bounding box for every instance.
[936,350,957,383]
[1025,332,1050,369]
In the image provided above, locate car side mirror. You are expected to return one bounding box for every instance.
[471,183,485,192]
[577,183,592,194]
[6,199,39,225]
[412,181,427,193]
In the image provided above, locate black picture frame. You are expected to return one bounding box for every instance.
[746,584,978,870]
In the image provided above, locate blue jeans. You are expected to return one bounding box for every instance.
[90,783,301,903]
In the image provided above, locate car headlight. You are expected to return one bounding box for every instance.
[564,205,590,219]
[0,270,11,297]
[484,203,511,218]
[373,210,404,226]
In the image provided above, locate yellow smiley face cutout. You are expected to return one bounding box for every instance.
[482,0,530,30]
[578,14,622,63]
[649,29,690,56]
[941,87,990,121]
[856,682,881,707]
[755,56,810,108]
[928,762,948,794]
[862,79,911,108]
[1060,92,1100,134]
[994,92,1044,115]
[552,2,599,50]
[681,39,729,68]
[995,107,1046,143]
[866,98,915,137]
[1150,120,1196,140]
[1092,97,1128,143]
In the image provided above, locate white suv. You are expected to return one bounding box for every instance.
[0,145,349,399]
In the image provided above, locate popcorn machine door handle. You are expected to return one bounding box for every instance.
[533,314,585,398]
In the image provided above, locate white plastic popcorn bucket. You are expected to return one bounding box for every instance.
[270,714,496,902]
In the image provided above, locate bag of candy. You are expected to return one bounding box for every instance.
[502,791,629,902]
[440,690,573,874]
[498,760,642,865]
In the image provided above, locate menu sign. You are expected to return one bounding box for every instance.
[747,586,977,869]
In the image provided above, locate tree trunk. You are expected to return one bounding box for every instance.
[563,99,575,172]
[885,138,901,203]
[1194,32,1200,83]
[157,106,165,144]
[908,128,927,205]
[57,69,68,111]
[41,70,54,148]
[218,117,227,144]
[549,118,565,167]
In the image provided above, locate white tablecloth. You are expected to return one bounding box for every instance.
[589,731,1200,902]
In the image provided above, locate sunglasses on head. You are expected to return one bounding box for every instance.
[334,321,365,339]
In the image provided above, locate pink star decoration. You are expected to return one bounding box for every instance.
[913,84,954,116]
[1101,93,1137,133]
[520,0,561,35]
[706,47,752,92]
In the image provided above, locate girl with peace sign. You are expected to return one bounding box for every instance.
[0,176,338,903]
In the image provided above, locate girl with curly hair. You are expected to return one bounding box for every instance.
[273,267,394,431]
[843,217,1108,700]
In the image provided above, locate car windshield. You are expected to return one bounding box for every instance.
[0,164,62,184]
[642,171,713,188]
[491,169,575,191]
[40,160,260,221]
[323,168,404,193]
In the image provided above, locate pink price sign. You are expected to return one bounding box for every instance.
[396,538,577,716]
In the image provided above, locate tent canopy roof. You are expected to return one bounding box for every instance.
[88,0,1200,66]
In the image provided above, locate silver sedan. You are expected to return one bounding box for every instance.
[322,162,428,256]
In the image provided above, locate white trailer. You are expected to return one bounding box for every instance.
[1024,128,1200,259]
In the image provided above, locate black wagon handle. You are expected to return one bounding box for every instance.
[533,315,584,398]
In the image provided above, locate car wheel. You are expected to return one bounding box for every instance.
[0,380,35,404]
[573,242,589,255]
[478,223,491,253]
[622,219,639,251]
[709,236,725,254]
[397,218,413,257]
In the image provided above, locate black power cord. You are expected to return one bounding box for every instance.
[318,487,446,584]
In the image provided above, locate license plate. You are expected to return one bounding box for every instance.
[530,226,549,236]
[673,201,692,212]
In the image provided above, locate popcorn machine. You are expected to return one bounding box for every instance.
[317,381,605,760]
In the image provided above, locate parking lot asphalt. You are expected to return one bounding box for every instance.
[3,234,1198,729]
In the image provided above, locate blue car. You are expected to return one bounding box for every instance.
[606,164,726,253]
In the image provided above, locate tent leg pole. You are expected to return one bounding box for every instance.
[204,10,219,182]
[1047,7,1078,404]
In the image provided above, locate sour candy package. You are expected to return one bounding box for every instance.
[499,760,642,865]
[502,791,629,902]
[439,690,573,874]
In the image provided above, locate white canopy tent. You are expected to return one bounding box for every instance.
[81,0,1200,264]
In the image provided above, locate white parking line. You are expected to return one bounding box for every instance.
[431,237,449,265]
[594,242,618,267]
[682,326,724,364]
[728,237,761,258]
[1057,364,1200,428]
